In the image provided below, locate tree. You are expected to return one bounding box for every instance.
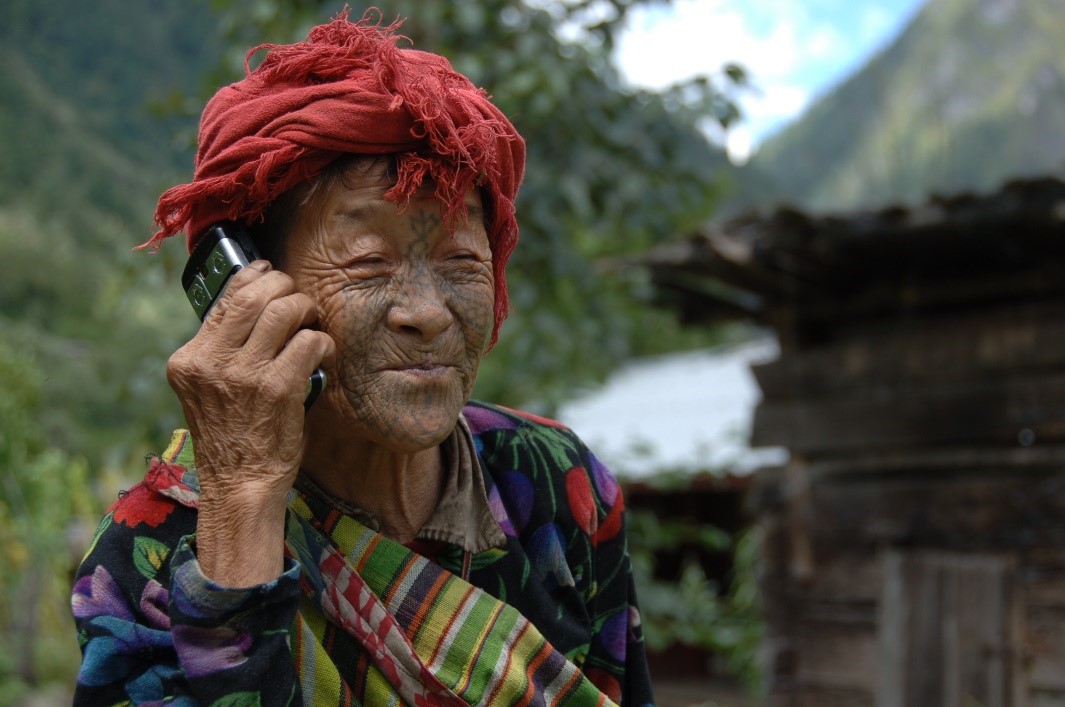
[0,342,102,701]
[208,0,746,410]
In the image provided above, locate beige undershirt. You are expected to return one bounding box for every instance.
[295,414,506,553]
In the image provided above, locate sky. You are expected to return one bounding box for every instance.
[614,0,928,162]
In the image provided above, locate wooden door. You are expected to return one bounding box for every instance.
[877,551,1026,707]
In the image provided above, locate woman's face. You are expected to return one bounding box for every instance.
[281,160,495,453]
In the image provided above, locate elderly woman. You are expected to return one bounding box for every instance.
[72,13,654,707]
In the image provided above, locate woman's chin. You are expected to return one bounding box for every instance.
[311,386,466,454]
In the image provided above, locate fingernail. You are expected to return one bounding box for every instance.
[251,260,271,272]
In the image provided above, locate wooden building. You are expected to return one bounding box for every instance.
[640,178,1065,706]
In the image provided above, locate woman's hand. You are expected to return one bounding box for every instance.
[167,260,336,587]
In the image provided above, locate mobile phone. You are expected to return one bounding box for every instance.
[182,223,326,411]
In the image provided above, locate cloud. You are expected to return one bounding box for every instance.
[807,25,844,60]
[749,83,811,118]
[614,0,847,146]
[617,4,754,86]
[740,83,811,144]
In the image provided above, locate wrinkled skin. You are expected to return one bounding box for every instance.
[166,161,495,587]
[289,168,495,456]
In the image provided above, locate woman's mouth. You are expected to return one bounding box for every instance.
[387,362,453,378]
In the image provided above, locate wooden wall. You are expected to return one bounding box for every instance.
[750,298,1065,706]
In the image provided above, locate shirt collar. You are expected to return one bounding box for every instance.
[418,414,506,552]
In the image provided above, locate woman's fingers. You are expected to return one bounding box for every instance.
[240,292,319,360]
[276,327,337,384]
[199,263,297,349]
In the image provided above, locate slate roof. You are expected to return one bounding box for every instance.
[641,177,1065,328]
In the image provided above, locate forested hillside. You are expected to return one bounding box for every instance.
[0,1,228,465]
[735,0,1065,212]
[0,3,230,693]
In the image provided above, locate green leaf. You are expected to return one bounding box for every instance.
[83,512,113,561]
[519,557,530,589]
[132,535,170,580]
[469,547,508,571]
[210,693,263,707]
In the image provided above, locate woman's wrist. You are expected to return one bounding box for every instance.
[195,490,289,588]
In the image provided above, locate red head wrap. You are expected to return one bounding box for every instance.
[148,11,525,345]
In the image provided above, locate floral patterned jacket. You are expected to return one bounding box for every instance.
[71,401,655,706]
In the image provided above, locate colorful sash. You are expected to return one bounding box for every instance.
[153,431,615,706]
[284,496,615,706]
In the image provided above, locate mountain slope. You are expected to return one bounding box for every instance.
[0,1,226,464]
[0,48,195,460]
[1,0,220,170]
[744,0,1065,212]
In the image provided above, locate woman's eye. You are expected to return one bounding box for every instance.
[346,254,388,269]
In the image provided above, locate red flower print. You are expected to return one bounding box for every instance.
[498,404,568,429]
[583,666,622,703]
[565,467,598,538]
[591,488,624,547]
[110,482,176,528]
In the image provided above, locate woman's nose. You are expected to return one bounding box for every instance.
[386,270,454,340]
